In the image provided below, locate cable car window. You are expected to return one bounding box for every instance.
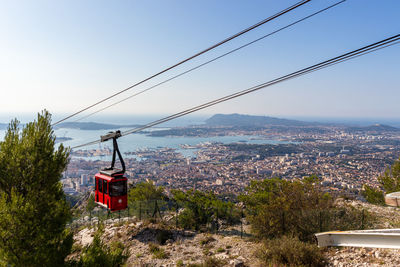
[104,180,108,194]
[98,179,103,192]
[109,180,127,197]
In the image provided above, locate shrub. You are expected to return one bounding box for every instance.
[172,189,239,230]
[239,177,377,241]
[378,159,400,193]
[362,185,385,205]
[216,247,225,253]
[199,235,216,246]
[128,181,166,203]
[149,243,169,259]
[76,225,128,267]
[255,236,326,267]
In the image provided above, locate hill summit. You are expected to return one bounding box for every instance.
[205,113,315,127]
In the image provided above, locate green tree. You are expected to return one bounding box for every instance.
[76,225,127,267]
[86,194,96,213]
[239,177,371,241]
[0,111,72,266]
[378,159,400,193]
[128,181,166,218]
[362,185,385,205]
[172,189,237,230]
[128,180,166,203]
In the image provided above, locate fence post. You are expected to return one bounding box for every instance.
[361,209,365,230]
[215,208,219,234]
[139,201,142,221]
[319,210,323,232]
[175,202,179,229]
[152,200,157,219]
[241,207,244,239]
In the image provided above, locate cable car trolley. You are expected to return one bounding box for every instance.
[95,130,128,211]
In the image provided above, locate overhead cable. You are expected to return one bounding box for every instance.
[71,33,400,150]
[74,0,346,123]
[52,0,312,126]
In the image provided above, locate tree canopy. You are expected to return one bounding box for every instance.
[239,177,372,241]
[378,158,400,193]
[128,180,166,203]
[0,111,72,266]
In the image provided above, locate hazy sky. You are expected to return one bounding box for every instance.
[0,0,399,123]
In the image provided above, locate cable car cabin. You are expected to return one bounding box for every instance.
[94,130,128,211]
[95,170,127,211]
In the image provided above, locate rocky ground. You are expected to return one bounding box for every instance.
[326,247,400,267]
[71,200,400,266]
[73,220,259,266]
[324,200,400,266]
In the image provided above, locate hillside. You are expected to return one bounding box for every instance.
[72,221,254,266]
[346,124,400,133]
[206,113,317,127]
[70,199,400,266]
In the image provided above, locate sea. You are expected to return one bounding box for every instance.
[0,114,287,160]
[56,128,287,159]
[2,114,400,160]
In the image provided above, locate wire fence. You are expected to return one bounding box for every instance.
[68,199,246,237]
[68,199,372,242]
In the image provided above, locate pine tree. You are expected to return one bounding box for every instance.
[0,111,72,266]
[378,159,400,193]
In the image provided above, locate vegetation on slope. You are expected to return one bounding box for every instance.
[0,111,72,266]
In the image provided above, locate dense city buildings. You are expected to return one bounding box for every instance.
[63,121,400,200]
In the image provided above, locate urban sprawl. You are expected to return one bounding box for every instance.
[62,124,400,199]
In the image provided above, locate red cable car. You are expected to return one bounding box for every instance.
[95,131,128,211]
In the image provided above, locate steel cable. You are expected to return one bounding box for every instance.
[74,0,346,123]
[52,0,312,126]
[71,34,400,150]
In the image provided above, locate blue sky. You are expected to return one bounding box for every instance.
[0,0,399,123]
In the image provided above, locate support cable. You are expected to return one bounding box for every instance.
[52,0,312,126]
[74,0,346,123]
[71,34,400,150]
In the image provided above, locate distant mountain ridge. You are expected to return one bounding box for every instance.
[346,124,400,132]
[206,113,317,127]
[205,114,400,132]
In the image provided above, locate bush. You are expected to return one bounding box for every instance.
[216,247,225,253]
[255,236,326,267]
[76,225,128,267]
[172,189,239,230]
[362,185,385,205]
[149,243,169,259]
[239,177,377,241]
[239,177,332,241]
[378,158,400,193]
[199,235,215,246]
[128,181,166,203]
